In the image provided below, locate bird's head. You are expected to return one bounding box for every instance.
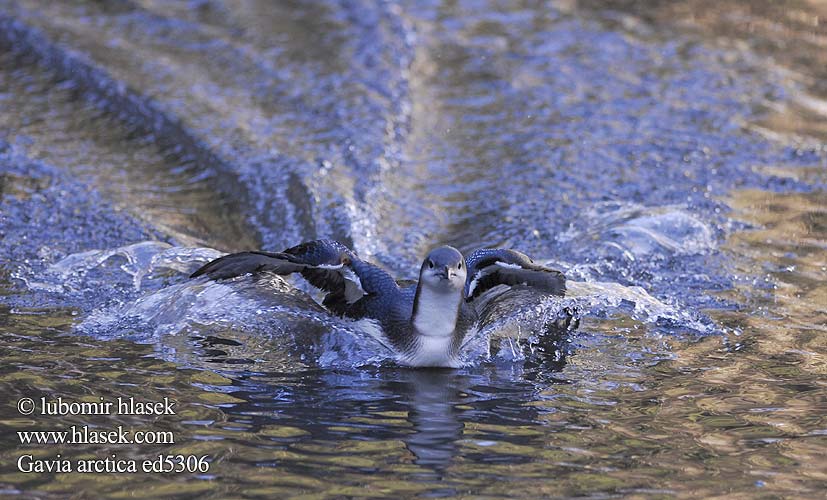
[419,246,466,293]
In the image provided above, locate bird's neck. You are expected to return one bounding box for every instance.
[412,285,462,339]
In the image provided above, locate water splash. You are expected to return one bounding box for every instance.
[558,202,717,261]
[26,241,223,294]
[26,242,717,371]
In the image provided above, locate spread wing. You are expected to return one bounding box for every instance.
[190,239,380,314]
[464,248,566,302]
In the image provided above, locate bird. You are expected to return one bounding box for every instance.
[190,239,567,368]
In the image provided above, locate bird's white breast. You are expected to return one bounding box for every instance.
[412,286,461,338]
[405,286,463,367]
[401,335,460,368]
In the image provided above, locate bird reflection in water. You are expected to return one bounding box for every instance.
[178,321,571,483]
[391,323,571,471]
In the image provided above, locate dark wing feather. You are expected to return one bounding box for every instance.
[189,239,402,319]
[282,239,355,296]
[190,240,359,307]
[464,248,566,301]
[189,251,303,280]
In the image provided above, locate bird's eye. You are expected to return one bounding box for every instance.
[457,262,462,269]
[428,260,434,269]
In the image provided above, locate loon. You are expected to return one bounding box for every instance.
[191,239,566,367]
